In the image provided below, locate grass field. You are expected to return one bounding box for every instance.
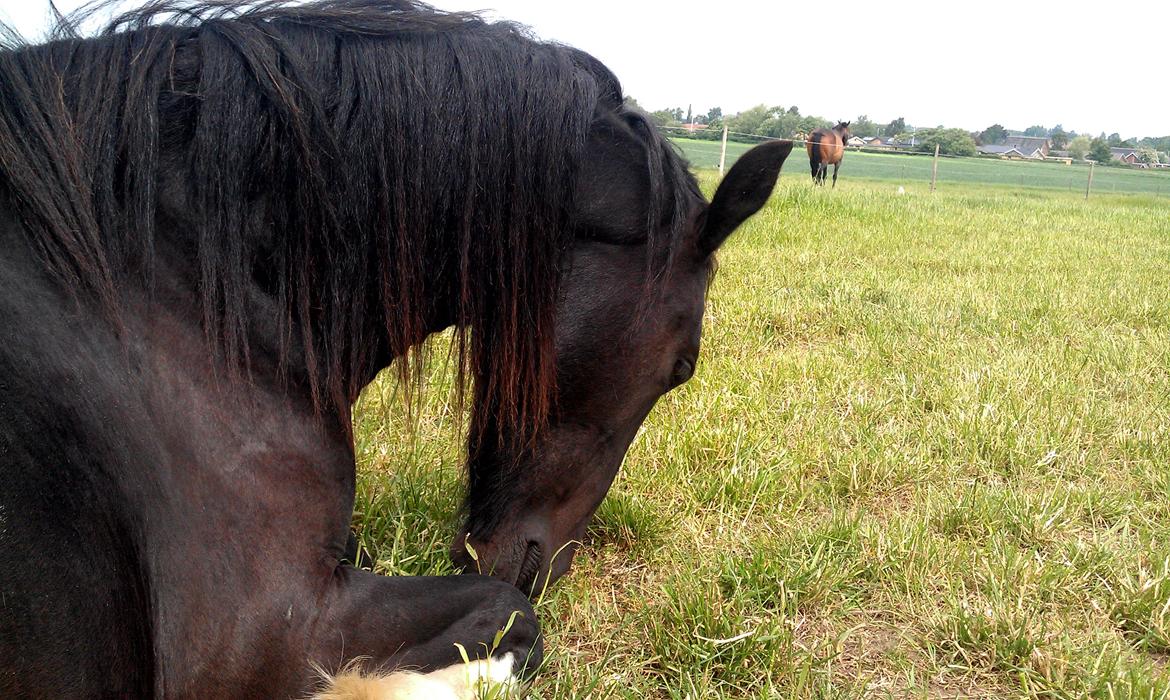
[351,174,1170,698]
[673,137,1170,198]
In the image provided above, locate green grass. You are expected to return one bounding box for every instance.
[352,174,1170,698]
[673,136,1170,197]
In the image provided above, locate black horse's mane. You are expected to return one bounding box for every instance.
[0,0,696,444]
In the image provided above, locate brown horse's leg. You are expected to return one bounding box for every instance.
[308,567,542,696]
[832,161,840,188]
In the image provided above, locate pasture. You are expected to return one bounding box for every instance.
[673,137,1170,198]
[352,176,1170,697]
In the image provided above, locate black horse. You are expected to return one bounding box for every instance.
[0,1,793,697]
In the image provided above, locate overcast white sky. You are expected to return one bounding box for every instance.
[3,0,1165,137]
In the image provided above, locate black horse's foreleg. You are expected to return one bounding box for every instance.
[310,567,542,695]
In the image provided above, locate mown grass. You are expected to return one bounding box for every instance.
[672,136,1170,198]
[352,174,1170,698]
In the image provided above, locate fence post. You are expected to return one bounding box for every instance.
[1085,161,1095,200]
[930,143,940,193]
[719,124,729,177]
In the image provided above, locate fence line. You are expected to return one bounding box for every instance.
[654,125,1170,199]
[657,124,1079,161]
[669,123,988,149]
[657,125,1018,163]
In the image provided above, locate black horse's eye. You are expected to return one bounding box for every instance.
[671,358,695,387]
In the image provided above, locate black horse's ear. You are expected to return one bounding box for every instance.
[700,140,793,255]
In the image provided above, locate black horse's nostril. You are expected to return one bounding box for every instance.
[514,540,543,594]
[450,533,480,574]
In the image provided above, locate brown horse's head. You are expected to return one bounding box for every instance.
[834,121,852,141]
[451,116,793,594]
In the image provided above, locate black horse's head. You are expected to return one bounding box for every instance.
[452,118,792,593]
[0,0,792,599]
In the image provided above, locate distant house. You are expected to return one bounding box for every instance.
[847,136,865,147]
[862,136,889,148]
[977,144,1027,158]
[1000,136,1051,159]
[1110,147,1140,164]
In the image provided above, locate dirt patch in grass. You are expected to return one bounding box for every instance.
[1152,652,1169,672]
[921,680,1008,699]
[832,620,905,689]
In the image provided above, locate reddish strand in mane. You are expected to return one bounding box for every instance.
[0,0,694,449]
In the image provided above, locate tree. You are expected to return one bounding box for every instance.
[1049,124,1068,149]
[1138,135,1170,153]
[698,106,723,136]
[797,115,831,135]
[649,107,684,127]
[911,127,977,156]
[1137,148,1160,164]
[725,104,772,136]
[979,124,1008,145]
[1088,137,1113,163]
[851,114,879,138]
[1107,132,1122,146]
[883,117,905,137]
[1024,125,1048,137]
[1067,135,1091,160]
[759,110,792,138]
[648,110,675,126]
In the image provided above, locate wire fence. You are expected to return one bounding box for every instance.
[657,125,1170,199]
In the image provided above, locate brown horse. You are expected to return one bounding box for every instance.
[807,121,851,187]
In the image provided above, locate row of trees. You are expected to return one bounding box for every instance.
[641,101,1168,163]
[1077,137,1163,165]
[643,102,912,146]
[1008,124,1157,150]
[923,129,1164,164]
[980,123,1168,164]
[650,103,975,155]
[902,128,977,156]
[720,105,830,141]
